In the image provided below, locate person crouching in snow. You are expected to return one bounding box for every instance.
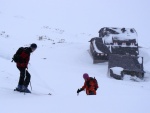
[77,73,99,95]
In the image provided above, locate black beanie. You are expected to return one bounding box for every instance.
[30,43,37,49]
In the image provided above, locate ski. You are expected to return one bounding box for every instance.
[14,88,31,93]
[31,92,52,96]
[14,89,52,95]
[14,88,22,92]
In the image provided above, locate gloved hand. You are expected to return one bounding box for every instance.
[77,89,80,93]
[77,88,83,94]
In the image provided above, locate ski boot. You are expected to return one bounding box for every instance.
[15,85,23,92]
[22,85,31,93]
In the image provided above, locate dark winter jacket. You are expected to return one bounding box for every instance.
[17,47,32,68]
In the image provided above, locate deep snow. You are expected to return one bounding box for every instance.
[0,0,150,113]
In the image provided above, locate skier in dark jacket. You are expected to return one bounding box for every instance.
[15,43,37,93]
[77,73,99,95]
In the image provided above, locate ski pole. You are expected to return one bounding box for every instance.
[30,81,32,91]
[24,68,26,95]
[26,68,32,91]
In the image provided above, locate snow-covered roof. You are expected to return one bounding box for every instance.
[91,38,111,54]
[92,40,103,53]
[100,27,138,44]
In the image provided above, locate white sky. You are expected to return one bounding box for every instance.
[0,0,150,113]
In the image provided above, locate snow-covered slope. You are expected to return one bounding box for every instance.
[0,0,150,113]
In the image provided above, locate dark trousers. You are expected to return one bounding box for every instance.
[17,67,31,87]
[87,90,96,95]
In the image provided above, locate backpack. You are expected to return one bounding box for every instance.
[12,47,24,63]
[86,77,98,88]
